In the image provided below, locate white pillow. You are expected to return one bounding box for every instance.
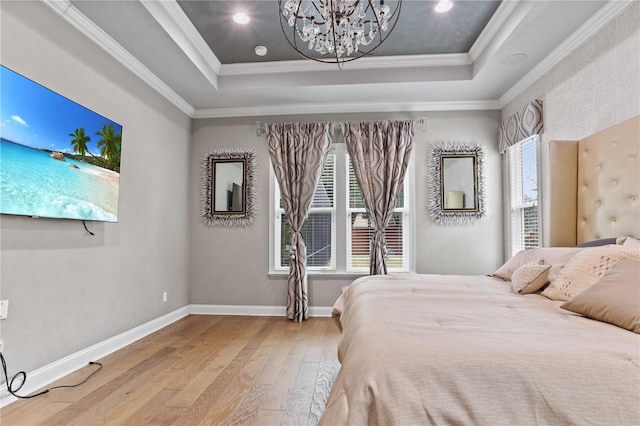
[493,247,583,282]
[511,263,552,294]
[541,245,640,301]
[617,236,640,251]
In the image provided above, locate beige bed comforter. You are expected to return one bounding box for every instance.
[320,274,640,425]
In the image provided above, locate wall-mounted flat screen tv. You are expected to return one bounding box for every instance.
[0,65,123,222]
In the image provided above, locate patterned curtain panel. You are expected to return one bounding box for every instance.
[266,122,333,322]
[343,120,415,275]
[498,100,544,153]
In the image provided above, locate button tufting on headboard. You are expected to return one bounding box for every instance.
[549,117,639,246]
[576,116,640,243]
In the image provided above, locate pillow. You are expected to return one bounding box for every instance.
[511,263,552,294]
[577,238,617,247]
[616,236,628,245]
[561,260,640,333]
[541,245,640,301]
[619,236,640,251]
[493,247,583,282]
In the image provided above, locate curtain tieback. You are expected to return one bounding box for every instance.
[371,230,389,261]
[290,231,301,261]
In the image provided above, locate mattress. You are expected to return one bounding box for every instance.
[320,274,640,425]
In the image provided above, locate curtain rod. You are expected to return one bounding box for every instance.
[255,117,427,137]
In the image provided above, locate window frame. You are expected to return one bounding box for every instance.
[272,153,337,273]
[345,151,411,273]
[269,143,415,276]
[504,134,543,259]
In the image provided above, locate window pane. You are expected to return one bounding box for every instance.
[280,155,335,209]
[348,158,404,209]
[280,213,333,268]
[349,212,404,269]
[522,206,539,249]
[508,137,539,254]
[510,139,538,208]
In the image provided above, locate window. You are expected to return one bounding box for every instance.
[506,135,541,257]
[271,144,413,274]
[274,154,336,271]
[346,157,410,272]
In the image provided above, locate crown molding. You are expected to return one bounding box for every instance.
[40,0,195,117]
[470,0,535,77]
[220,53,471,76]
[140,0,221,89]
[193,99,501,119]
[499,0,636,107]
[468,0,521,62]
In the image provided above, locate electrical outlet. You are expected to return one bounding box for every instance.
[162,292,167,302]
[0,300,8,320]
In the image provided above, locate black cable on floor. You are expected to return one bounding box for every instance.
[0,352,102,399]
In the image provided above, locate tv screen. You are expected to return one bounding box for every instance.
[0,65,122,222]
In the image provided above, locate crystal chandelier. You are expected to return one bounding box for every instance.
[278,0,402,67]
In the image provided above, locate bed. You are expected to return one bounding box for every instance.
[320,117,640,425]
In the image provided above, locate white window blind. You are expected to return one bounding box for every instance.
[274,154,336,270]
[346,156,409,272]
[271,145,413,274]
[507,136,540,256]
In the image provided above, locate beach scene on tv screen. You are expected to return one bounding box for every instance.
[0,66,122,222]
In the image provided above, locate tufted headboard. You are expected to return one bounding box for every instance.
[549,115,640,246]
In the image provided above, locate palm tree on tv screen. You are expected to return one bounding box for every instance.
[69,127,92,159]
[95,123,122,172]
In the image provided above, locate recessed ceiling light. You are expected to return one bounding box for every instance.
[434,0,453,13]
[254,46,268,57]
[232,12,250,25]
[502,53,528,66]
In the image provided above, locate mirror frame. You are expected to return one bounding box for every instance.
[428,142,486,225]
[201,148,256,227]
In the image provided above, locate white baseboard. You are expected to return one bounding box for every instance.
[0,304,332,407]
[188,304,333,318]
[0,306,190,407]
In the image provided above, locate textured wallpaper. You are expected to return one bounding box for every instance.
[501,2,639,248]
[503,2,639,141]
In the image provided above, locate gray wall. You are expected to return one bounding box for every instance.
[502,3,639,247]
[189,110,503,308]
[0,2,191,374]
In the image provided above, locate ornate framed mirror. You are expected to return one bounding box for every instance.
[429,142,486,225]
[201,148,256,227]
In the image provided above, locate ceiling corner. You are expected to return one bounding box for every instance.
[140,0,221,90]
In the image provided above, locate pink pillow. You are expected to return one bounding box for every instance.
[561,260,640,333]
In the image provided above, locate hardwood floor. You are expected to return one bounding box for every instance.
[1,315,341,426]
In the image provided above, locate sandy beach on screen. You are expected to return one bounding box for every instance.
[81,164,120,189]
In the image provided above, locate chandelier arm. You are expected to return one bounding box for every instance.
[278,0,402,66]
[310,1,327,25]
[278,0,305,57]
[359,0,402,58]
[327,1,342,66]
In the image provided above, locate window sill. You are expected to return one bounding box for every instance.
[268,271,368,279]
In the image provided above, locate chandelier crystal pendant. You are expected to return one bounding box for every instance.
[278,0,402,67]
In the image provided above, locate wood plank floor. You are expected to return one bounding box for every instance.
[0,315,341,426]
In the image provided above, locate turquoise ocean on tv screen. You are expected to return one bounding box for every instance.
[0,138,119,222]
